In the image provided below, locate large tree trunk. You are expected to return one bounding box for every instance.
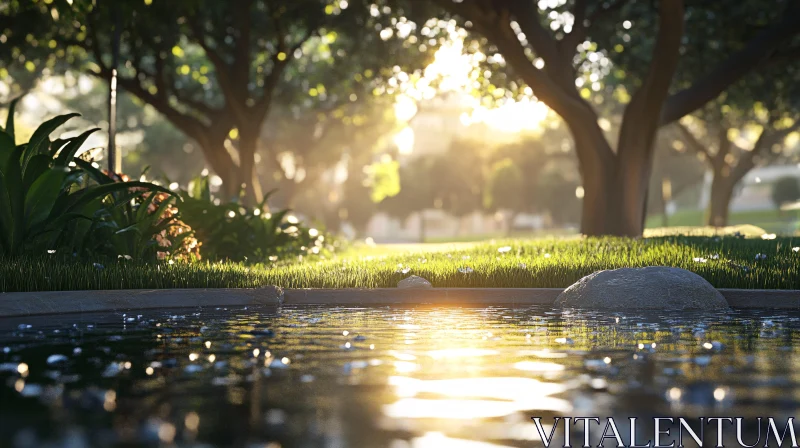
[236,127,263,206]
[195,132,238,200]
[707,173,734,227]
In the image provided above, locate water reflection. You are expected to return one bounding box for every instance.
[0,306,797,447]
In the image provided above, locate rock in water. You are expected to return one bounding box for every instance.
[555,267,728,310]
[397,275,433,289]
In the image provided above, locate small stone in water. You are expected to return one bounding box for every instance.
[19,384,43,397]
[249,329,275,337]
[102,363,123,378]
[46,354,68,365]
[300,374,315,383]
[184,365,203,374]
[73,348,82,355]
[354,335,366,341]
[268,359,289,369]
[694,355,712,366]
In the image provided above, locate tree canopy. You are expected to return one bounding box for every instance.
[3,0,438,204]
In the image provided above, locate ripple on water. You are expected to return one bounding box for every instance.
[0,305,796,446]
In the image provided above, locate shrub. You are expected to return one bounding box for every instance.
[771,176,800,210]
[178,173,331,263]
[0,100,183,259]
[76,164,200,262]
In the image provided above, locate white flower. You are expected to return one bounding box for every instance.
[458,267,474,274]
[761,233,777,240]
[47,249,56,254]
[497,246,512,254]
[793,247,799,253]
[543,253,551,258]
[710,254,719,259]
[693,257,707,263]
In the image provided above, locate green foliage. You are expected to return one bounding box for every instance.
[365,159,401,203]
[71,162,194,261]
[378,157,434,221]
[4,236,800,291]
[484,158,524,212]
[771,176,800,209]
[178,173,330,263]
[0,102,181,259]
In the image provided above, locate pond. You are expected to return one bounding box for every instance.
[0,305,797,448]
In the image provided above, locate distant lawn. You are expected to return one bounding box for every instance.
[3,235,800,292]
[647,209,800,234]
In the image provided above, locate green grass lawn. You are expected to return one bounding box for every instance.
[646,209,800,234]
[3,235,800,292]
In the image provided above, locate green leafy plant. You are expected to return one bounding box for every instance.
[178,173,329,263]
[0,100,177,258]
[75,163,198,262]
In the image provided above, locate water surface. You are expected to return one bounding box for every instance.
[0,305,797,447]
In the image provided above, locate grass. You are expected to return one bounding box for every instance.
[3,235,800,292]
[646,208,800,233]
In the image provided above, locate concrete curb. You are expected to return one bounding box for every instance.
[0,287,798,318]
[282,288,562,304]
[0,286,283,318]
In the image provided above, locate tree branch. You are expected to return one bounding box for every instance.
[617,0,684,158]
[188,14,245,123]
[675,122,713,161]
[660,4,800,125]
[561,0,589,53]
[253,27,317,123]
[232,0,254,89]
[588,0,629,23]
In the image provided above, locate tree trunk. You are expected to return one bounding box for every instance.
[577,145,654,237]
[419,211,426,243]
[197,135,238,200]
[237,128,263,206]
[707,173,734,227]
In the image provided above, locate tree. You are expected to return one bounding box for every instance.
[416,0,800,236]
[771,177,800,212]
[379,156,434,241]
[263,95,400,209]
[428,138,485,233]
[484,158,524,235]
[675,63,800,227]
[59,79,203,183]
[4,0,436,204]
[646,131,706,227]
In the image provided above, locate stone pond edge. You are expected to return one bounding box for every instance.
[0,287,799,317]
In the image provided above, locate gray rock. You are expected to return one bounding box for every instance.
[555,267,729,310]
[397,275,432,289]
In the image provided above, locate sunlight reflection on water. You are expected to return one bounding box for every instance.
[0,305,797,447]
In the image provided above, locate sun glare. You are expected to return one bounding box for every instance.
[394,127,415,154]
[394,32,550,133]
